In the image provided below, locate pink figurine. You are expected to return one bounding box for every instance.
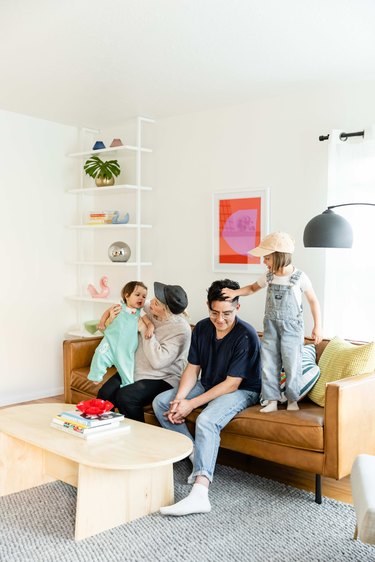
[87,275,110,299]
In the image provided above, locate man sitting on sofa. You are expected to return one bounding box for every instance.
[153,279,262,516]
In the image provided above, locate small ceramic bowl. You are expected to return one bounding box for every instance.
[110,138,123,147]
[92,140,106,150]
[84,320,101,334]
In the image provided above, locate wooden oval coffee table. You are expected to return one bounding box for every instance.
[0,403,192,540]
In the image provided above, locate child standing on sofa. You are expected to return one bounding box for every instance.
[88,280,154,389]
[221,232,322,412]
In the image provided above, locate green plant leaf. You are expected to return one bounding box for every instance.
[83,156,121,178]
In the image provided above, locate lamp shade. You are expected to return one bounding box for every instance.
[303,209,353,248]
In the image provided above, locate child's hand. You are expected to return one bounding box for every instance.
[311,327,323,345]
[221,287,236,300]
[144,324,155,339]
[97,321,106,331]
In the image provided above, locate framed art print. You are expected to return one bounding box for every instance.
[212,188,270,273]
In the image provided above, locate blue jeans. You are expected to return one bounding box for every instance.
[152,382,259,483]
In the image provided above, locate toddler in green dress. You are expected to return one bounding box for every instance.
[88,281,154,387]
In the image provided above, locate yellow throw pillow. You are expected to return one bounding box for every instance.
[308,337,375,407]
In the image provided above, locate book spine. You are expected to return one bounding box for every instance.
[57,412,92,426]
[53,416,89,429]
[52,417,120,434]
[50,422,129,439]
[57,412,101,427]
[50,422,85,438]
[58,411,124,427]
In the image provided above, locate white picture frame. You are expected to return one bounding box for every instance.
[212,188,270,273]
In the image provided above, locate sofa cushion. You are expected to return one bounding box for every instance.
[70,366,116,397]
[299,344,320,398]
[308,337,375,407]
[186,401,324,452]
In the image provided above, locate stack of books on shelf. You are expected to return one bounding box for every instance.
[86,211,116,225]
[50,409,130,439]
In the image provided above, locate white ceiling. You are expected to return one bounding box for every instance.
[2,0,375,129]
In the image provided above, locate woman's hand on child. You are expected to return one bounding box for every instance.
[109,304,121,321]
[138,318,146,335]
[144,324,155,339]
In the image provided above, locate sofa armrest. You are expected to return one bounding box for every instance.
[63,337,102,402]
[324,372,375,479]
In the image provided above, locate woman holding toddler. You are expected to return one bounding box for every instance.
[97,281,191,422]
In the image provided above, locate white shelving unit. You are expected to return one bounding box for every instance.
[65,117,154,338]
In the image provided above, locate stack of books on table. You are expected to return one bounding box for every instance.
[50,410,130,439]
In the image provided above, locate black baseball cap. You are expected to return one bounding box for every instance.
[154,282,188,315]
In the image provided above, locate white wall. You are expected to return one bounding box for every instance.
[152,84,375,335]
[3,83,375,405]
[0,109,77,406]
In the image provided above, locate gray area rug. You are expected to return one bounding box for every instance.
[1,460,374,562]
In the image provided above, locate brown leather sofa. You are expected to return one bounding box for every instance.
[63,335,375,503]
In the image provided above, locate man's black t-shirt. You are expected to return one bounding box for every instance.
[187,316,261,393]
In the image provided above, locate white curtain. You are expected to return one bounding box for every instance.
[324,128,375,341]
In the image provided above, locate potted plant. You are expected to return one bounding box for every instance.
[83,156,121,187]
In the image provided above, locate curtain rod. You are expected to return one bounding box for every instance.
[319,130,365,142]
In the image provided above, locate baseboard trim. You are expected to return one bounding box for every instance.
[0,387,64,408]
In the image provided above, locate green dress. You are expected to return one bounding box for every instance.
[88,302,140,387]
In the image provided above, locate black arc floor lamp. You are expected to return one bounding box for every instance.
[303,203,375,248]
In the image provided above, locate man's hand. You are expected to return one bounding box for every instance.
[164,398,194,424]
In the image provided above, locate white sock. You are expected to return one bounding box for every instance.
[287,400,299,411]
[160,483,211,516]
[260,400,278,413]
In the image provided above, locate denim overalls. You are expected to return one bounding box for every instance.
[261,269,304,402]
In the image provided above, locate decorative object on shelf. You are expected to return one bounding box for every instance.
[84,319,103,334]
[83,155,121,187]
[86,211,116,225]
[110,138,124,147]
[111,211,130,224]
[87,275,110,298]
[108,241,131,262]
[92,140,106,150]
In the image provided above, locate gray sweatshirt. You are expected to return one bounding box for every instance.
[134,302,192,388]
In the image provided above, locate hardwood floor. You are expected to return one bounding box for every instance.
[1,394,352,504]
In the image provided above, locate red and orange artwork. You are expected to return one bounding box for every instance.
[219,197,262,264]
